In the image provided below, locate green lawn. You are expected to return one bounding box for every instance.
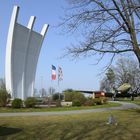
[0,102,121,113]
[119,99,140,105]
[0,109,140,140]
[127,100,140,105]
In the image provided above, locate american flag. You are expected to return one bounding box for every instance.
[51,65,56,80]
[58,66,63,81]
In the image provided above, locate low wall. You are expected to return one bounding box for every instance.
[61,102,72,107]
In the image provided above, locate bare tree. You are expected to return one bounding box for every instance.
[48,87,55,96]
[39,88,47,97]
[100,57,140,93]
[100,78,110,92]
[115,57,140,89]
[62,0,140,65]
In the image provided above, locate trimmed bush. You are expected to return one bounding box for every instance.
[93,98,103,105]
[84,99,96,106]
[64,90,86,104]
[24,97,36,108]
[72,100,81,106]
[12,98,22,108]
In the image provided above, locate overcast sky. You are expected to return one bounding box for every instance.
[0,0,119,93]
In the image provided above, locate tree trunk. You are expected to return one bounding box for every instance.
[130,29,140,66]
[133,47,140,66]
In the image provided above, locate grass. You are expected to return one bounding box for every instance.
[119,98,140,105]
[0,109,140,140]
[0,102,121,113]
[126,100,140,105]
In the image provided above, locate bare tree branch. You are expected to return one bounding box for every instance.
[61,0,140,65]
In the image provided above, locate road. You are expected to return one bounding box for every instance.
[0,101,139,117]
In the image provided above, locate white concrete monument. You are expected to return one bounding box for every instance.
[5,6,49,100]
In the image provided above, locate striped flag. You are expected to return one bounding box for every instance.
[58,66,63,81]
[51,65,56,80]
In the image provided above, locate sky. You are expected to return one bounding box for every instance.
[0,0,111,94]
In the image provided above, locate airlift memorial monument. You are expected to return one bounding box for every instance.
[5,6,49,100]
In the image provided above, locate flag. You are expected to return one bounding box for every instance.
[51,65,56,80]
[58,66,63,81]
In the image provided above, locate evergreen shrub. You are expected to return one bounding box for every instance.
[84,98,96,106]
[72,100,81,106]
[24,97,36,108]
[12,98,22,108]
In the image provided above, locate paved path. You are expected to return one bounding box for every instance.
[0,101,139,117]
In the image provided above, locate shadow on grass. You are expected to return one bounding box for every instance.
[0,126,22,136]
[136,109,140,113]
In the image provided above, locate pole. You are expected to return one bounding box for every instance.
[41,76,43,97]
[58,78,60,100]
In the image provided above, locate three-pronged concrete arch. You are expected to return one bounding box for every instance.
[5,6,49,100]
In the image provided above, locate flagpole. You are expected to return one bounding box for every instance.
[50,65,56,106]
[50,65,53,107]
[58,66,63,101]
[41,76,43,97]
[58,80,60,100]
[58,66,60,100]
